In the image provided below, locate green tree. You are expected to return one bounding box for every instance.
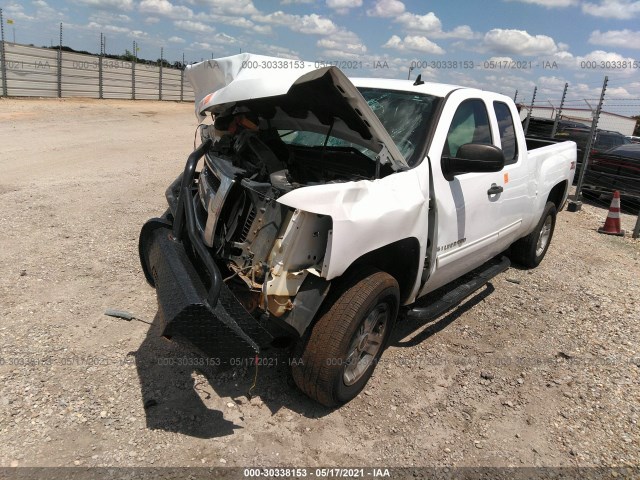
[122,49,136,62]
[633,115,640,136]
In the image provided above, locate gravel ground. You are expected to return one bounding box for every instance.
[0,98,638,470]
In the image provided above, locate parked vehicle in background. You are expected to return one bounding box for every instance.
[584,144,640,200]
[552,128,631,183]
[626,135,640,144]
[555,128,630,154]
[523,117,588,137]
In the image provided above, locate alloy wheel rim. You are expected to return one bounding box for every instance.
[536,215,553,257]
[343,303,389,386]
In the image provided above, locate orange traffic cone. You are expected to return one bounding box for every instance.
[597,190,625,236]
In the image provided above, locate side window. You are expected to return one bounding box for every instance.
[445,99,492,157]
[494,101,518,165]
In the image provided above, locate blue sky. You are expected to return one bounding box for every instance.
[2,0,640,112]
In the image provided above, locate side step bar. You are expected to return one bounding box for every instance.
[407,256,511,321]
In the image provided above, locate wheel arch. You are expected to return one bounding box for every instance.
[344,237,421,305]
[547,180,568,210]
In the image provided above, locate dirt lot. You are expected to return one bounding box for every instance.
[0,98,638,470]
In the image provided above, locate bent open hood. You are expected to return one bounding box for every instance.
[185,53,408,170]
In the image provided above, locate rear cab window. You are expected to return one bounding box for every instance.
[493,101,518,165]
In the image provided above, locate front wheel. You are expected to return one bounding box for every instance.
[509,201,557,268]
[291,268,399,407]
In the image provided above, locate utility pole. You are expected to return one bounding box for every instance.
[513,90,518,103]
[569,76,608,212]
[180,52,184,102]
[159,46,163,101]
[57,23,62,98]
[522,86,537,135]
[551,82,568,138]
[0,9,8,97]
[131,40,136,100]
[98,33,104,99]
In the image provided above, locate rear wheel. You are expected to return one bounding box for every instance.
[291,268,399,407]
[510,201,557,268]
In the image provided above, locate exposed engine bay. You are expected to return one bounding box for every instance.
[192,108,393,320]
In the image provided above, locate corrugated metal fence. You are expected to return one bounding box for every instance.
[0,42,194,102]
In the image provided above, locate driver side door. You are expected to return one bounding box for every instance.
[422,95,509,293]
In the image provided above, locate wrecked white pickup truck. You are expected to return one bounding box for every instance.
[139,54,576,407]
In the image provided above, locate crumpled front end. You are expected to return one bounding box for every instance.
[138,141,274,361]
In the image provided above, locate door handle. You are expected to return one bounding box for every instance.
[487,183,503,196]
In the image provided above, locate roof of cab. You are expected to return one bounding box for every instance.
[350,77,464,98]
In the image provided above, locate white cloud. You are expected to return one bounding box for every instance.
[396,12,441,32]
[4,2,36,20]
[281,0,314,3]
[189,41,218,52]
[88,12,131,23]
[32,0,60,16]
[316,28,367,59]
[366,0,405,17]
[326,0,362,14]
[85,20,149,38]
[252,42,301,60]
[582,0,640,19]
[174,20,211,33]
[214,32,238,45]
[589,29,640,48]
[168,35,185,43]
[576,49,632,63]
[483,29,558,56]
[196,13,249,27]
[430,25,477,40]
[73,0,133,10]
[87,21,128,34]
[292,14,338,34]
[534,75,576,99]
[139,0,193,18]
[144,17,160,24]
[507,0,578,6]
[193,13,272,34]
[383,34,445,54]
[252,24,273,34]
[253,11,338,35]
[380,9,477,40]
[206,0,259,16]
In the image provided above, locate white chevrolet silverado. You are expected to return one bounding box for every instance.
[139,54,577,407]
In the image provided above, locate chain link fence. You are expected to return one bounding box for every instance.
[518,78,640,239]
[0,42,193,101]
[0,14,194,102]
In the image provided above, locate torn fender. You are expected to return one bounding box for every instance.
[277,169,430,301]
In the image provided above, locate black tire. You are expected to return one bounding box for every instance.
[510,201,557,268]
[291,268,399,407]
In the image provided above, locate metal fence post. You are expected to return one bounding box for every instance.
[633,213,640,239]
[551,82,568,138]
[131,41,136,100]
[0,9,7,97]
[523,86,537,135]
[180,52,184,102]
[570,76,608,211]
[98,33,103,99]
[159,47,163,101]
[57,23,62,98]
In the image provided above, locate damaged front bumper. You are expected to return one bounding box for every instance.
[138,140,273,361]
